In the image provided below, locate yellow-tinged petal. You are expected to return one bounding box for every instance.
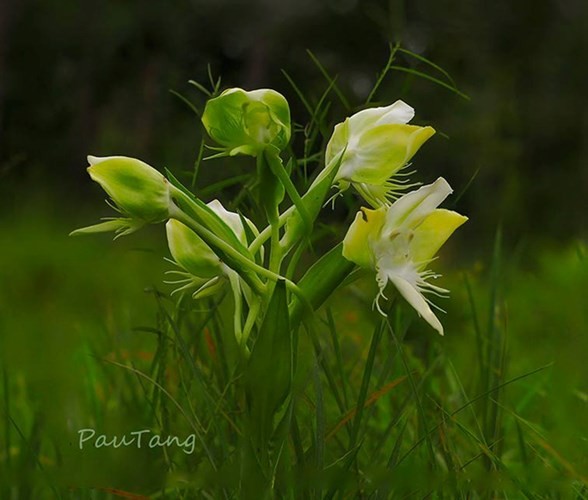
[321,100,435,207]
[342,207,386,269]
[334,124,435,186]
[342,179,466,335]
[411,209,468,266]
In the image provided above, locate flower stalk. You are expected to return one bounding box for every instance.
[72,79,468,494]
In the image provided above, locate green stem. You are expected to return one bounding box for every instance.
[225,267,244,348]
[248,209,291,255]
[279,150,345,252]
[169,202,266,296]
[264,149,311,234]
[258,151,284,306]
[241,297,261,348]
[248,150,343,255]
[169,201,310,308]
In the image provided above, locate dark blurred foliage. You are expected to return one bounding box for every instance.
[1,0,587,248]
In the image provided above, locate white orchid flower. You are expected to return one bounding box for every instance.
[342,178,467,335]
[325,100,435,207]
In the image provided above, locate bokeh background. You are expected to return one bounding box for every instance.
[1,0,587,494]
[3,0,588,242]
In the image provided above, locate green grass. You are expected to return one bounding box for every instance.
[2,49,586,498]
[0,198,586,498]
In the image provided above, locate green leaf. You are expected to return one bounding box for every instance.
[281,150,345,250]
[289,243,355,328]
[245,280,292,448]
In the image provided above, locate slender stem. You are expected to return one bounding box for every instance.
[249,209,291,255]
[279,151,345,252]
[169,201,310,307]
[248,150,341,255]
[258,152,284,306]
[225,267,244,346]
[269,213,282,274]
[169,203,263,292]
[241,297,261,348]
[264,150,311,233]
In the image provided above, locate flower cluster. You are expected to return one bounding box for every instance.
[73,87,466,337]
[332,101,467,334]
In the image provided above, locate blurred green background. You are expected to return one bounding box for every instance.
[1,0,587,495]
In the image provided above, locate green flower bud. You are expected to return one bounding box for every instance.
[202,88,291,156]
[165,199,262,299]
[166,219,222,278]
[87,155,170,223]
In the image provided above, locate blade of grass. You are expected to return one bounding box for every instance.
[9,415,62,499]
[429,399,540,500]
[485,226,503,455]
[463,273,485,381]
[387,418,409,468]
[102,358,217,470]
[306,50,351,110]
[151,291,241,451]
[515,420,529,467]
[169,89,201,118]
[191,138,206,190]
[397,47,457,87]
[497,400,588,485]
[396,364,552,466]
[349,320,385,449]
[303,318,347,423]
[313,355,325,472]
[281,70,314,117]
[389,66,470,100]
[290,414,305,469]
[323,445,362,500]
[450,167,479,208]
[3,369,11,471]
[445,358,486,446]
[365,42,400,105]
[386,319,437,468]
[325,307,350,409]
[326,375,407,442]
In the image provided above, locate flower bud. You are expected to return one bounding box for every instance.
[202,88,291,156]
[166,199,259,278]
[326,100,435,207]
[166,219,222,278]
[87,155,170,223]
